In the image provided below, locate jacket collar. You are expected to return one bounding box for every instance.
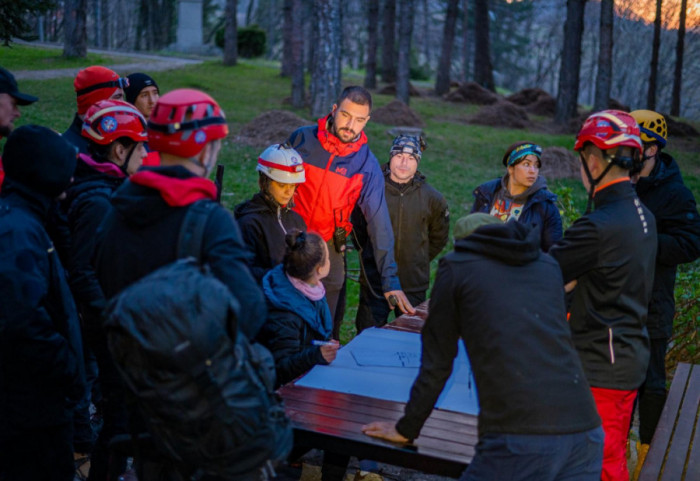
[129,169,217,207]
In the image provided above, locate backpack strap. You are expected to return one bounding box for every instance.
[176,200,219,260]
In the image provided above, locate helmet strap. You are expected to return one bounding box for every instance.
[120,143,138,175]
[580,151,614,215]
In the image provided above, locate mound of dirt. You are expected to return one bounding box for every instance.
[234,110,310,148]
[666,115,699,137]
[377,83,423,97]
[607,98,630,112]
[444,82,500,105]
[540,146,580,180]
[370,99,426,128]
[507,88,552,106]
[527,96,557,117]
[468,100,529,129]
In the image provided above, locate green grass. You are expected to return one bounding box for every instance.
[0,44,138,70]
[7,50,700,350]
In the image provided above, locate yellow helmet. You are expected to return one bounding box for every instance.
[630,110,667,148]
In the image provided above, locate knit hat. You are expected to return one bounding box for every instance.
[390,134,425,162]
[0,67,38,105]
[453,213,503,240]
[502,141,542,167]
[74,66,127,115]
[124,73,159,105]
[2,125,77,197]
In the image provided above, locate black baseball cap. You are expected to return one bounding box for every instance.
[0,67,38,105]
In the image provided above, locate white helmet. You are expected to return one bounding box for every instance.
[256,144,306,183]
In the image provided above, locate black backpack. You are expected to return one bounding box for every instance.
[103,201,292,479]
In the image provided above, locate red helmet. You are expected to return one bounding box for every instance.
[574,110,642,156]
[147,89,229,157]
[82,99,148,145]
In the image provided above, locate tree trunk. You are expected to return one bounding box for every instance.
[364,0,379,89]
[310,0,341,119]
[670,0,686,116]
[593,0,613,111]
[381,0,396,83]
[281,0,293,76]
[435,0,460,95]
[555,0,587,125]
[461,0,469,83]
[396,0,414,104]
[224,0,238,65]
[291,0,305,107]
[473,0,493,91]
[63,0,88,58]
[646,0,662,110]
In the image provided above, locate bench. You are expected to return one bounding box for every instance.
[639,362,700,480]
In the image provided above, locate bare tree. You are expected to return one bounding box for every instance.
[593,0,613,111]
[364,0,379,89]
[461,0,469,83]
[473,0,493,91]
[310,0,341,118]
[281,0,293,75]
[63,0,88,58]
[396,0,415,104]
[381,0,396,83]
[291,0,305,107]
[646,0,662,110]
[670,0,687,116]
[435,0,460,95]
[224,0,238,65]
[555,0,587,124]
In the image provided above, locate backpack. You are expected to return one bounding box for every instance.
[103,200,292,479]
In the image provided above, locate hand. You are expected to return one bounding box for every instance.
[384,290,415,315]
[362,421,410,443]
[320,339,340,363]
[564,280,578,293]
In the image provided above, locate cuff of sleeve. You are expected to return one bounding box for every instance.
[382,276,402,293]
[395,416,419,441]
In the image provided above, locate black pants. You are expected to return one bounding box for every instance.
[355,280,426,334]
[637,337,669,444]
[0,422,74,481]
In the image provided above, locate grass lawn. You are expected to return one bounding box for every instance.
[7,51,700,350]
[0,44,139,71]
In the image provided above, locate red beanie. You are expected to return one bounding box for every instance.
[74,66,122,115]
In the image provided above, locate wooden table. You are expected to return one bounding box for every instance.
[278,302,478,478]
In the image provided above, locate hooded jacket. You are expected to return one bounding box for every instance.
[549,180,657,390]
[0,181,86,429]
[257,265,332,387]
[93,165,266,340]
[635,152,700,339]
[234,192,307,284]
[395,221,600,439]
[471,175,562,251]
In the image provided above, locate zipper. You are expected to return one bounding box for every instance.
[277,206,287,235]
[608,328,615,364]
[310,153,336,231]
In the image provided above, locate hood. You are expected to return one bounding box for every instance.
[234,192,277,219]
[636,152,682,194]
[65,155,125,206]
[317,115,367,157]
[263,264,332,338]
[500,174,548,204]
[454,220,542,266]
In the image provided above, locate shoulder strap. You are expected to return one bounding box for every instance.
[176,200,219,260]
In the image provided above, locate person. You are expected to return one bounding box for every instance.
[471,141,562,251]
[354,134,449,332]
[362,213,604,481]
[63,66,128,155]
[628,110,700,477]
[61,99,148,465]
[0,125,85,481]
[93,88,266,480]
[287,86,414,339]
[548,110,657,481]
[235,143,307,283]
[0,66,38,189]
[124,72,161,166]
[257,230,339,387]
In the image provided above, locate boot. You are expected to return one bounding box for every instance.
[632,442,650,481]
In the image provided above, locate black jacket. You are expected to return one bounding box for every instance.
[94,166,267,340]
[635,153,700,339]
[549,180,657,390]
[396,221,600,439]
[354,167,449,295]
[234,192,307,284]
[0,181,86,429]
[62,113,90,155]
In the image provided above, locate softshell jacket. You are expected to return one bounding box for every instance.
[257,265,332,387]
[549,180,657,390]
[354,166,449,295]
[471,176,562,251]
[395,221,600,440]
[0,181,85,430]
[234,192,307,284]
[288,117,401,292]
[635,153,700,339]
[62,113,91,155]
[94,165,266,340]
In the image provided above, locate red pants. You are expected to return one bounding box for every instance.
[591,387,637,481]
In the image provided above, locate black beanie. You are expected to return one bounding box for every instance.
[2,125,77,198]
[124,73,159,104]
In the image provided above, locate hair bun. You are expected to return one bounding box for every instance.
[285,229,306,250]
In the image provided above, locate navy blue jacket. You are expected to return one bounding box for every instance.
[257,265,332,387]
[471,177,562,251]
[62,113,90,155]
[0,181,85,429]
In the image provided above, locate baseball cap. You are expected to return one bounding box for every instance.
[0,67,38,105]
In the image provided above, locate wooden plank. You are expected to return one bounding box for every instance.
[684,365,700,479]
